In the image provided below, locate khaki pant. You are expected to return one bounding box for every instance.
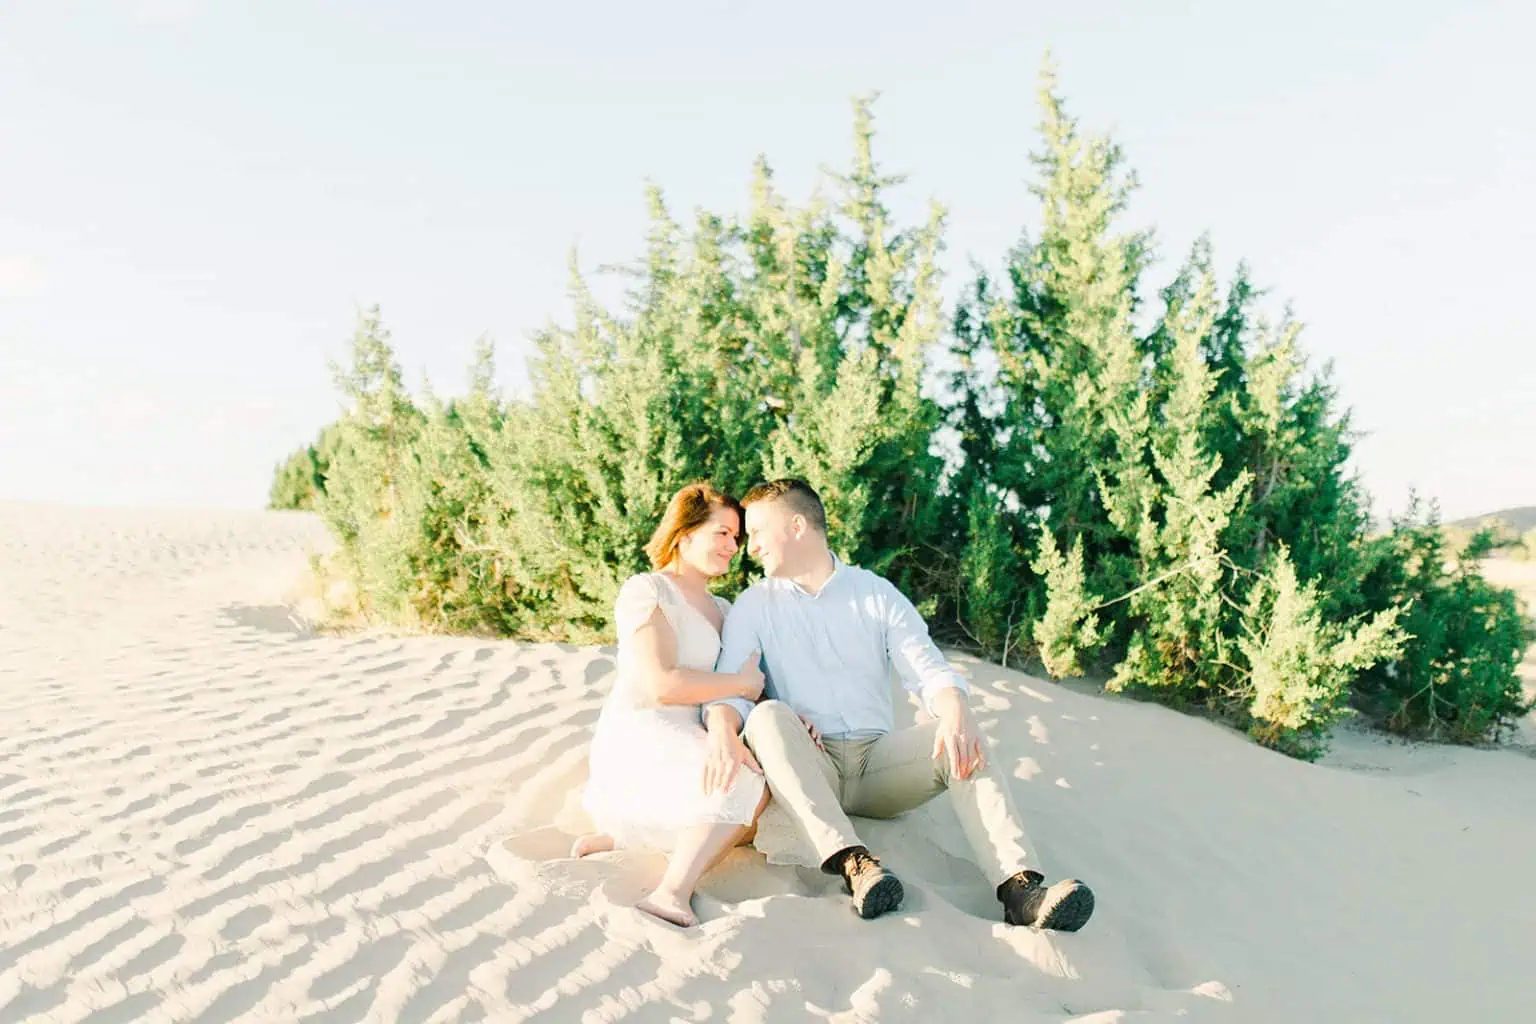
[743,699,1031,886]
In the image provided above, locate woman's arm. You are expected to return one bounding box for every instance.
[630,607,762,705]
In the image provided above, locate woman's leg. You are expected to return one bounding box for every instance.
[636,822,743,927]
[571,833,615,858]
[735,783,773,847]
[637,785,771,927]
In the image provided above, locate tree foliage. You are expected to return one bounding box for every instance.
[277,66,1530,758]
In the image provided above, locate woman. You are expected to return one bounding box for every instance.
[575,482,769,927]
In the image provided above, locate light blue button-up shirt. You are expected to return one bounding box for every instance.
[707,559,969,739]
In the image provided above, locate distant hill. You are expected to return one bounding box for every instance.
[1449,506,1536,533]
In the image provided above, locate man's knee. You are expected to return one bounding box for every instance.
[935,732,1000,789]
[743,699,798,745]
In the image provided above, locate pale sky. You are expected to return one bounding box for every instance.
[2,0,1532,523]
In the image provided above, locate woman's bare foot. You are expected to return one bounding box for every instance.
[571,833,615,858]
[635,889,698,928]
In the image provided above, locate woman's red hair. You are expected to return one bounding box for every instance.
[644,482,744,569]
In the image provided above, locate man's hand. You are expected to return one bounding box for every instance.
[703,725,761,794]
[798,712,825,752]
[930,688,986,781]
[735,648,765,701]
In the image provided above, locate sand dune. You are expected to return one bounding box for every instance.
[2,504,1533,1022]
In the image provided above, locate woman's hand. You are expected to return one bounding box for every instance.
[734,648,764,701]
[703,726,762,794]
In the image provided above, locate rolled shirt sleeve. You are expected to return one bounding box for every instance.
[881,579,968,715]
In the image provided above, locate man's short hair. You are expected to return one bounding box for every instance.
[741,478,828,535]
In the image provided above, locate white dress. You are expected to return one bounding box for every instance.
[582,572,766,852]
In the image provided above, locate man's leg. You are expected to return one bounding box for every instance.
[744,701,907,919]
[845,721,1031,885]
[741,700,860,867]
[848,721,1093,931]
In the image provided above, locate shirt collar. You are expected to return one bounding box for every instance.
[782,554,845,599]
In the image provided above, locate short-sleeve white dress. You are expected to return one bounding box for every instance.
[582,572,766,852]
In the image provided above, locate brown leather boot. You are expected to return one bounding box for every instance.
[998,870,1095,932]
[822,845,904,920]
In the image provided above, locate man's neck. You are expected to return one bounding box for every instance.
[788,548,838,596]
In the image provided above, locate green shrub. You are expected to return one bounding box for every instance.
[1349,497,1533,742]
[279,63,1530,758]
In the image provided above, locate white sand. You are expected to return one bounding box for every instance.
[2,504,1534,1022]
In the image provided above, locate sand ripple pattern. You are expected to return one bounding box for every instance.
[0,506,594,1021]
[4,504,1532,1022]
[0,506,1221,1022]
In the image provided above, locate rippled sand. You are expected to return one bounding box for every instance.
[2,503,1532,1022]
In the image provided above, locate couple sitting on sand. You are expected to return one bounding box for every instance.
[574,478,1095,933]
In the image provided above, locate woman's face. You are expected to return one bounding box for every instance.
[676,504,741,578]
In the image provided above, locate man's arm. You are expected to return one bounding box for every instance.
[881,580,988,780]
[703,589,765,732]
[881,580,970,715]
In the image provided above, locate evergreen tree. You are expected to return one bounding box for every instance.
[1109,270,1250,701]
[950,59,1154,653]
[315,307,425,619]
[1348,496,1532,741]
[1032,526,1104,678]
[481,250,697,639]
[276,67,1529,758]
[385,342,519,634]
[1236,545,1405,759]
[761,96,949,587]
[268,422,343,510]
[950,60,1412,754]
[268,443,324,511]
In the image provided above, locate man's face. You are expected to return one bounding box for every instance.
[744,499,797,577]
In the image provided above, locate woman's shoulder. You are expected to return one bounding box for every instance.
[614,572,672,635]
[620,570,662,590]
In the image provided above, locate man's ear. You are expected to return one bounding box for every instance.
[790,514,807,540]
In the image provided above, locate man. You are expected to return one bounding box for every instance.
[700,479,1095,931]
